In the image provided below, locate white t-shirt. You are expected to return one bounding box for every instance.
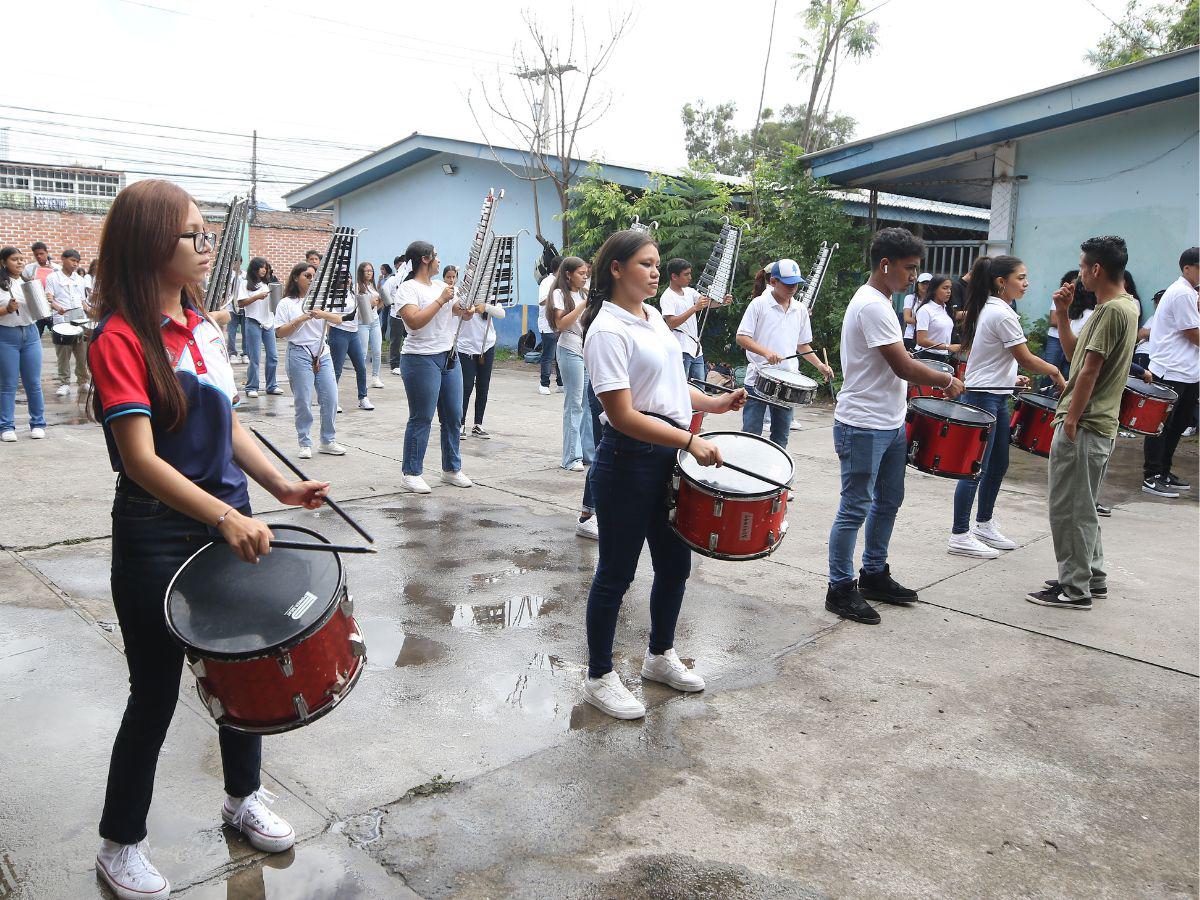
[457,309,498,355]
[736,290,812,388]
[1149,275,1200,382]
[585,301,691,430]
[914,302,953,355]
[1068,307,1093,336]
[902,293,917,339]
[274,296,328,356]
[537,273,555,334]
[660,286,702,356]
[239,279,273,326]
[1047,299,1060,339]
[332,288,363,334]
[1135,311,1155,355]
[0,282,35,327]
[45,269,88,324]
[550,288,586,356]
[396,279,455,355]
[964,297,1026,394]
[835,283,906,430]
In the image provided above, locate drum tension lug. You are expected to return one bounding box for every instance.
[340,593,354,619]
[667,507,677,523]
[293,694,310,722]
[713,499,723,518]
[189,656,206,679]
[278,652,294,678]
[770,497,781,514]
[349,631,366,658]
[708,533,719,552]
[939,423,950,438]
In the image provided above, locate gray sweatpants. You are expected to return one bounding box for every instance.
[1047,423,1114,600]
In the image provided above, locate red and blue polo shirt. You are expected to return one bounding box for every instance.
[88,304,249,507]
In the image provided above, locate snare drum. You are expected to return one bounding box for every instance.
[755,366,818,406]
[1119,378,1178,435]
[165,524,366,734]
[669,431,793,560]
[689,411,705,434]
[908,357,956,400]
[50,322,83,346]
[1009,392,1057,457]
[905,397,995,480]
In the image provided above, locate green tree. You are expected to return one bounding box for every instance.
[1086,0,1198,69]
[680,101,857,175]
[792,0,879,151]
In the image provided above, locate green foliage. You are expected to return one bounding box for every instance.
[680,100,856,175]
[1086,0,1197,69]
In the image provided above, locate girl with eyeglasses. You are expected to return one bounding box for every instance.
[86,180,330,900]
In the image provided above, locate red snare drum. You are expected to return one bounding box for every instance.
[165,524,365,734]
[1009,392,1057,458]
[669,431,793,560]
[689,410,705,434]
[1119,377,1178,435]
[907,357,956,400]
[952,355,968,383]
[905,397,995,480]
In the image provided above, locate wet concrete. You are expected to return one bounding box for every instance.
[2,354,1197,898]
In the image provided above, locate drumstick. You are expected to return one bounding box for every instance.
[185,534,377,554]
[250,427,375,544]
[687,378,791,411]
[780,349,822,363]
[821,348,838,400]
[714,460,792,492]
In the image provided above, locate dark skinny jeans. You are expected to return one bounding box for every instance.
[581,381,604,514]
[1143,378,1199,479]
[99,486,261,844]
[461,346,495,426]
[586,425,691,678]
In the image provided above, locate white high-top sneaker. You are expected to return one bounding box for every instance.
[222,788,295,853]
[96,839,170,899]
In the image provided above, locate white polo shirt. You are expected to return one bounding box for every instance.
[902,293,917,339]
[585,300,691,430]
[835,283,906,430]
[45,269,88,324]
[274,296,328,356]
[736,290,812,388]
[239,279,273,327]
[396,279,455,355]
[659,286,702,356]
[537,273,555,333]
[914,301,953,355]
[964,297,1026,394]
[1149,275,1200,382]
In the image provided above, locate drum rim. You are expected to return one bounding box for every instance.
[1124,377,1179,401]
[913,358,955,374]
[675,429,794,499]
[757,366,819,389]
[907,397,998,426]
[51,322,84,335]
[671,520,789,560]
[164,523,346,660]
[1014,391,1059,411]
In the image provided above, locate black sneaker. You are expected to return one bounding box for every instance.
[1165,472,1191,490]
[825,581,881,625]
[1026,585,1092,610]
[472,425,491,439]
[1142,475,1180,498]
[858,565,918,604]
[1043,579,1107,600]
[1095,503,1112,517]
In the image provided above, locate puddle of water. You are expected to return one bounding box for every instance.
[357,617,448,669]
[179,837,385,900]
[468,565,531,587]
[475,518,515,529]
[450,595,559,630]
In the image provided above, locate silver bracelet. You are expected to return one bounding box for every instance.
[215,507,234,527]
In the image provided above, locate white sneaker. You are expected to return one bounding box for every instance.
[576,515,599,540]
[246,389,259,398]
[555,385,565,393]
[402,474,432,494]
[789,420,803,431]
[391,367,403,376]
[222,788,295,853]
[582,671,646,720]
[441,469,473,488]
[336,404,343,414]
[30,427,45,439]
[972,519,1016,550]
[80,381,91,391]
[947,531,1000,559]
[566,461,585,472]
[641,648,705,692]
[96,839,170,900]
[371,377,385,388]
[358,397,375,410]
[266,387,285,396]
[56,384,70,397]
[1,431,15,442]
[240,354,250,365]
[538,385,551,395]
[319,442,346,455]
[298,445,312,459]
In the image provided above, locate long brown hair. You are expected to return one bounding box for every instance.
[284,262,314,298]
[547,256,586,328]
[580,231,658,338]
[89,180,202,432]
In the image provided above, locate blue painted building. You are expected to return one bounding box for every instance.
[803,48,1199,323]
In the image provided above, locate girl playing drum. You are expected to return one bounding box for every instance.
[579,229,746,720]
[87,180,330,900]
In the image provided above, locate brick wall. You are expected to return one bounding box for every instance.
[0,203,334,271]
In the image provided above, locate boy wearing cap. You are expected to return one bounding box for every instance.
[45,249,90,396]
[902,272,931,351]
[735,259,832,448]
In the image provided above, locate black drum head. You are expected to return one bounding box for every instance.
[1016,391,1058,411]
[1125,377,1178,401]
[909,397,997,426]
[165,525,342,658]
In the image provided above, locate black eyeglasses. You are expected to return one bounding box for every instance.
[178,231,217,253]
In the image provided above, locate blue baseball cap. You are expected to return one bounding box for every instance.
[770,259,806,286]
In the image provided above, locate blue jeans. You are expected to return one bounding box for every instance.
[285,344,337,447]
[400,351,463,476]
[581,381,604,514]
[953,391,1011,533]
[742,383,793,448]
[1042,335,1069,379]
[327,328,368,400]
[682,351,706,384]
[586,426,691,678]
[242,319,277,392]
[0,324,46,432]
[226,312,243,356]
[557,344,594,468]
[364,317,382,379]
[828,422,907,587]
[539,330,561,387]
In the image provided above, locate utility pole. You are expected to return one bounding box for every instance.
[248,129,258,223]
[515,64,577,154]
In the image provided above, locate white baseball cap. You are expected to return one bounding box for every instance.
[770,259,805,285]
[917,272,933,283]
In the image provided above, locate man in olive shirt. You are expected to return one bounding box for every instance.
[1027,236,1139,611]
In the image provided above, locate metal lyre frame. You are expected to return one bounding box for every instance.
[303,225,363,372]
[447,189,504,370]
[692,217,742,358]
[204,196,248,312]
[799,241,838,314]
[474,229,523,355]
[629,215,658,235]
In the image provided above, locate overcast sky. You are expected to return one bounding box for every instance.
[8,0,1138,206]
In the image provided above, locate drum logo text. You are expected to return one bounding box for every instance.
[739,513,754,542]
[286,591,319,620]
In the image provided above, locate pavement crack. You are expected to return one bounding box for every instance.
[5,533,109,553]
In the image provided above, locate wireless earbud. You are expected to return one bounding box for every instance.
[883,264,889,274]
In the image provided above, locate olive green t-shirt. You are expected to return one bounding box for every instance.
[1053,293,1140,439]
